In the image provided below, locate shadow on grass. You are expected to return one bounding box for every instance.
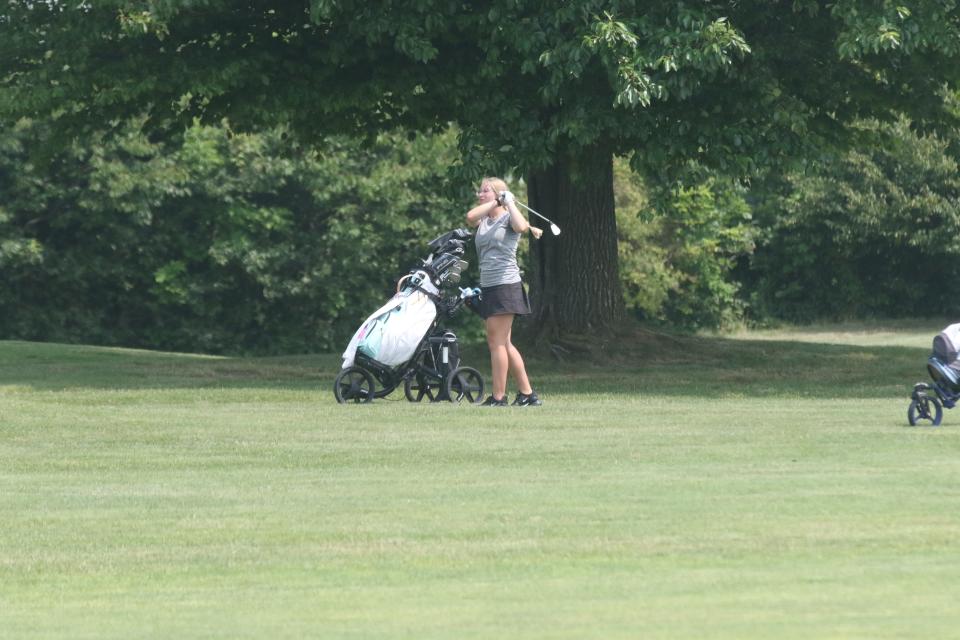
[528,338,929,399]
[0,334,936,401]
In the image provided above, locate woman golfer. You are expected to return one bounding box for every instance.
[465,177,543,407]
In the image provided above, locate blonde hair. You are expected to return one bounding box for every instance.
[482,177,509,196]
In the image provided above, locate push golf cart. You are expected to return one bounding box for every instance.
[334,228,485,404]
[908,322,960,426]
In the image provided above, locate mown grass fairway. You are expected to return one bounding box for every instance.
[2,324,960,638]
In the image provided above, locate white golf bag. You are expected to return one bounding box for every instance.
[341,272,439,369]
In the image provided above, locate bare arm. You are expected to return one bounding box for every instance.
[505,200,531,234]
[465,201,497,227]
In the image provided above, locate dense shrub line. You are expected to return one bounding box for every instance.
[2,117,960,354]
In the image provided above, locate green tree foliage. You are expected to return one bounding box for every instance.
[614,160,676,319]
[6,2,960,334]
[1,116,753,354]
[616,161,753,329]
[0,120,469,354]
[744,117,960,321]
[0,124,44,308]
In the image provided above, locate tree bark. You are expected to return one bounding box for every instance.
[524,144,624,337]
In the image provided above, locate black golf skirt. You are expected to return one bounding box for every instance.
[479,281,531,319]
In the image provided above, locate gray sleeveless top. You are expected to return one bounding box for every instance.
[475,213,521,287]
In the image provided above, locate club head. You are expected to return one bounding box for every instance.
[550,223,561,235]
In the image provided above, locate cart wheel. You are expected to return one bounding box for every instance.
[334,366,375,404]
[908,393,942,426]
[404,373,441,402]
[444,366,485,403]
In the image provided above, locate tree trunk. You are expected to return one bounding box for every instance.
[524,144,624,337]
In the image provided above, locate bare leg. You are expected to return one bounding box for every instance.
[485,314,514,400]
[486,314,535,399]
[507,342,533,395]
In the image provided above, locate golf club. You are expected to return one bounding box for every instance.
[514,199,561,236]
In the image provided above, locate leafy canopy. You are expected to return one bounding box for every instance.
[6,1,960,181]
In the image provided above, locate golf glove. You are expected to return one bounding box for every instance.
[497,191,515,206]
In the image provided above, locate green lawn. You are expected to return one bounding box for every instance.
[2,322,959,638]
